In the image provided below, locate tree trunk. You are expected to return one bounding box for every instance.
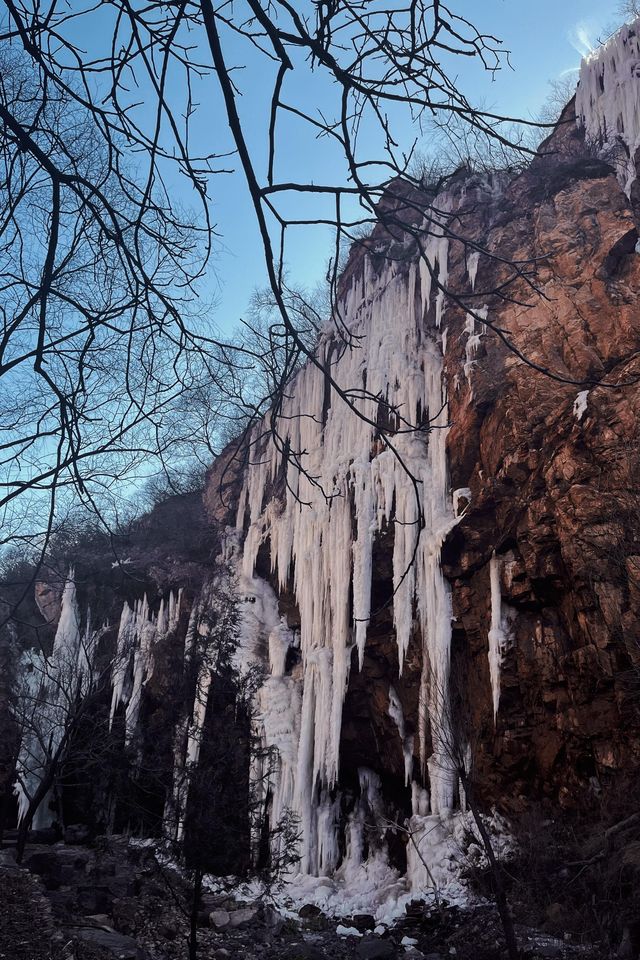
[16,765,59,862]
[464,779,519,960]
[15,735,69,863]
[188,869,203,960]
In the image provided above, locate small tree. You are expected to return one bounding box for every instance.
[159,571,300,959]
[427,674,520,960]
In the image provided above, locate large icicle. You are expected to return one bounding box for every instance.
[487,552,515,720]
[109,588,182,741]
[234,192,464,873]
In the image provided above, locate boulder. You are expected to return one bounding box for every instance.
[75,927,148,959]
[227,903,260,927]
[209,908,231,930]
[355,935,397,959]
[298,903,324,919]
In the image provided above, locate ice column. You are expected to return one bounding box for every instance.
[14,569,93,828]
[487,552,514,720]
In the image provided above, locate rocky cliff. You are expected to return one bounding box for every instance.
[201,28,640,888]
[7,21,640,921]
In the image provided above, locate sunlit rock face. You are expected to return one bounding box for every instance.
[203,20,640,878]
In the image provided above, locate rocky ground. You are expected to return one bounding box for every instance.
[0,834,612,960]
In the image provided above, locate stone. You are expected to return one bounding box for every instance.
[227,904,260,927]
[355,935,397,959]
[160,919,179,940]
[75,927,147,959]
[111,896,138,935]
[351,913,376,932]
[533,944,564,959]
[86,913,114,929]
[264,904,286,934]
[209,908,231,930]
[298,903,324,919]
[64,823,91,844]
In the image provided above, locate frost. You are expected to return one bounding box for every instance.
[573,389,589,421]
[576,19,640,195]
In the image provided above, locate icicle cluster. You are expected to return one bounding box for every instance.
[235,198,465,873]
[109,588,182,741]
[576,19,640,194]
[14,569,96,827]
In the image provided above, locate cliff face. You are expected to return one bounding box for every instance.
[440,103,640,809]
[10,24,640,909]
[202,87,640,866]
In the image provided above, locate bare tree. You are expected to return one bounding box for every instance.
[618,1,640,21]
[0,1,570,581]
[156,570,299,960]
[425,673,520,959]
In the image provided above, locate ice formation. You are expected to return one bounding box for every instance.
[234,196,465,874]
[14,569,96,828]
[388,685,413,785]
[109,588,182,742]
[487,552,515,720]
[576,18,640,195]
[463,305,487,383]
[573,389,589,422]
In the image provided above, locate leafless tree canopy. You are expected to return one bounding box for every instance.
[0,1,568,575]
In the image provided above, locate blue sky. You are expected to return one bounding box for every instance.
[68,2,620,336]
[202,1,618,333]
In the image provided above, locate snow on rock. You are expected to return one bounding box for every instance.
[573,389,589,421]
[576,18,640,195]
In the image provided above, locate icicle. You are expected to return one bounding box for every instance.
[388,685,413,785]
[487,553,515,721]
[576,19,640,195]
[232,188,475,875]
[466,251,480,292]
[14,569,86,828]
[52,568,81,663]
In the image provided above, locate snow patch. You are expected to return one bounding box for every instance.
[573,389,589,421]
